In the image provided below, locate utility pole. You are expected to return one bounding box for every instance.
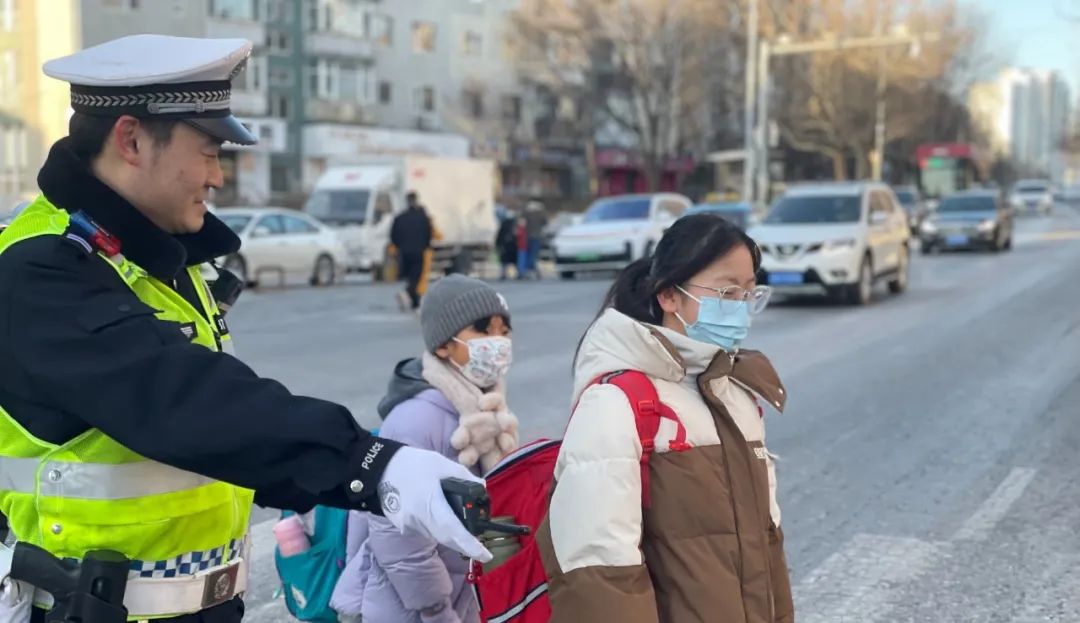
[756,40,770,204]
[872,8,887,182]
[742,0,759,203]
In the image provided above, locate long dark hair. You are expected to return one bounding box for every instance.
[575,213,761,364]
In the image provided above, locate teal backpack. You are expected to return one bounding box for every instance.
[274,504,350,622]
[274,428,380,621]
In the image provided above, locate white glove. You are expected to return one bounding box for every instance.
[377,446,493,562]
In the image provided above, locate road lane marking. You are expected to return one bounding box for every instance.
[953,467,1037,541]
[793,533,946,623]
[1037,230,1080,241]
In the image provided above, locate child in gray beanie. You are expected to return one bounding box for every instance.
[332,275,519,623]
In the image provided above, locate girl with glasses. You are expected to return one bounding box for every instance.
[537,213,794,623]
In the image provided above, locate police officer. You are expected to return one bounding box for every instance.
[0,35,489,622]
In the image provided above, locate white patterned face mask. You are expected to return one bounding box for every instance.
[452,336,513,388]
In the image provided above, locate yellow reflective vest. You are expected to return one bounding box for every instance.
[0,196,253,615]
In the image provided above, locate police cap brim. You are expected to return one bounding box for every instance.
[185,115,256,146]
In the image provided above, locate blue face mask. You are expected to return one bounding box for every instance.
[676,286,752,352]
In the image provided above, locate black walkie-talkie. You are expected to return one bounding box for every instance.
[210,266,244,314]
[441,478,530,537]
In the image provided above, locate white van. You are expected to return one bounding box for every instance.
[304,156,497,277]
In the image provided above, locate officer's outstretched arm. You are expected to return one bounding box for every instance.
[0,242,488,559]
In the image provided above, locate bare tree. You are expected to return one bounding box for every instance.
[506,0,727,191]
[767,0,993,179]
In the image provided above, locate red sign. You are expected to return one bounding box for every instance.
[914,143,976,161]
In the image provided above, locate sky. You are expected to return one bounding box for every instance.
[974,0,1080,94]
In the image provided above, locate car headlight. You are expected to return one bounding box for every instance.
[822,239,857,253]
[920,221,937,234]
[1009,195,1022,206]
[977,219,995,232]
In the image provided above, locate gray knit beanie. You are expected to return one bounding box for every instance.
[420,275,511,352]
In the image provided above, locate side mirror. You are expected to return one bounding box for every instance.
[252,226,272,238]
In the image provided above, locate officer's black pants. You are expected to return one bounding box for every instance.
[399,252,424,309]
[32,596,245,623]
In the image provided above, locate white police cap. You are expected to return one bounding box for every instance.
[44,34,256,145]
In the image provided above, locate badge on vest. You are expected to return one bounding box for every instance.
[215,314,229,336]
[179,322,198,341]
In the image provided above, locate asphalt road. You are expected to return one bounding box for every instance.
[231,206,1080,622]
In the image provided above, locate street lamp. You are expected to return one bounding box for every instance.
[749,30,939,203]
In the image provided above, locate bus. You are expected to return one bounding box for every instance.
[914,143,987,200]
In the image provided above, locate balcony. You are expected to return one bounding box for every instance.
[206,18,266,46]
[305,31,373,59]
[305,99,374,124]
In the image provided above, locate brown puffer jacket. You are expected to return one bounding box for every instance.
[536,309,794,623]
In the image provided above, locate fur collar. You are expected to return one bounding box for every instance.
[421,352,519,473]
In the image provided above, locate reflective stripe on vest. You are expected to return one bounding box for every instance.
[0,456,216,500]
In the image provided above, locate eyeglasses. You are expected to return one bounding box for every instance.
[683,283,773,315]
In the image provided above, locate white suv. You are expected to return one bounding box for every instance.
[748,182,911,305]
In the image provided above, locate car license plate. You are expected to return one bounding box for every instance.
[946,234,969,246]
[769,272,804,285]
[575,253,601,262]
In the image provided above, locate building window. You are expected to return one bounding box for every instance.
[209,0,253,19]
[379,81,392,104]
[501,95,522,123]
[270,68,293,87]
[271,94,289,118]
[267,30,290,53]
[270,165,290,193]
[370,14,392,47]
[307,0,333,31]
[241,55,264,92]
[464,90,484,119]
[1,0,14,30]
[263,0,285,22]
[415,86,436,113]
[355,66,375,105]
[411,21,436,54]
[462,30,482,56]
[309,59,340,100]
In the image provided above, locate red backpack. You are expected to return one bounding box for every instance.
[471,370,689,622]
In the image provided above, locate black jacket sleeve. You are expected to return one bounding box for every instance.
[0,238,401,513]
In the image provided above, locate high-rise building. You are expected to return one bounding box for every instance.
[0,0,80,209]
[970,68,1072,177]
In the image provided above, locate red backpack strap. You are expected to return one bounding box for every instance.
[598,370,690,508]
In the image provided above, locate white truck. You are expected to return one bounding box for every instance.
[303,156,498,278]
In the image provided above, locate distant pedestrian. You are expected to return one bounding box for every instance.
[391,191,434,312]
[522,199,547,279]
[537,213,793,623]
[331,275,520,623]
[496,210,519,280]
[515,215,528,280]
